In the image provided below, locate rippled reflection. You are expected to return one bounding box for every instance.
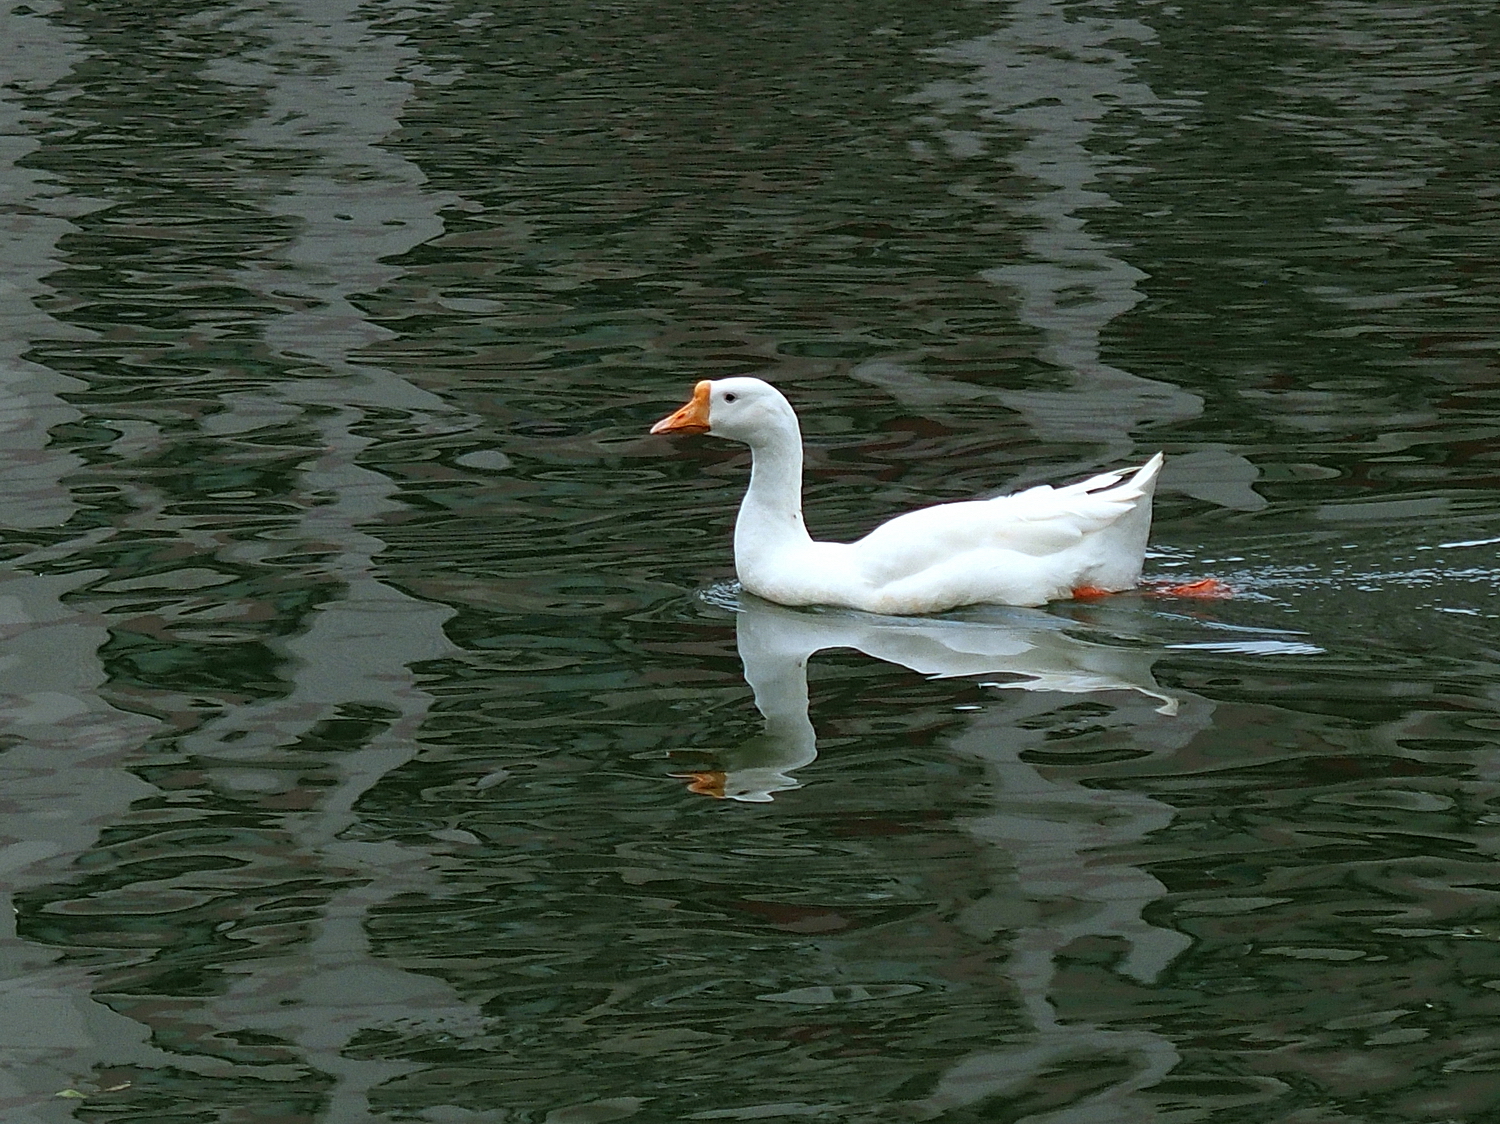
[681,589,1246,1117]
[1,0,1499,1119]
[688,590,1178,803]
[0,2,164,1107]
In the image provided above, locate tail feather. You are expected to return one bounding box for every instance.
[1083,452,1163,589]
[1128,451,1165,491]
[1058,452,1162,502]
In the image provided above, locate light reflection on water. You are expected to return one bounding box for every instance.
[0,0,1498,1120]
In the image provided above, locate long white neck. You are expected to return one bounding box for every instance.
[733,415,814,579]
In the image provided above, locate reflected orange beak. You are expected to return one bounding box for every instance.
[650,381,712,435]
[673,770,727,799]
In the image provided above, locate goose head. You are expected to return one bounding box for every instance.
[650,377,798,445]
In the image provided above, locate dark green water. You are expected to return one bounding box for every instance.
[2,0,1499,1120]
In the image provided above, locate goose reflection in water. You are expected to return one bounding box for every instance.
[679,588,1178,803]
[683,588,1229,1119]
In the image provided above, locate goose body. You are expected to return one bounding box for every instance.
[651,377,1164,614]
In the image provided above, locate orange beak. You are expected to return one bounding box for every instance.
[650,380,712,435]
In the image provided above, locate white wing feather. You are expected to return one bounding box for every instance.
[850,455,1163,585]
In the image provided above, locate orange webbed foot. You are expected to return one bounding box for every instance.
[1071,585,1115,600]
[1151,578,1233,599]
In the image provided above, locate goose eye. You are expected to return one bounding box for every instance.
[723,392,738,403]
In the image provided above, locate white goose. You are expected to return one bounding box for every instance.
[651,376,1165,614]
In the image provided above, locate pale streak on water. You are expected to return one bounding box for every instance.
[1,0,477,1117]
[0,0,1499,1121]
[182,5,481,1120]
[0,1,167,1110]
[863,0,1266,517]
[161,1,483,1118]
[854,15,1245,1108]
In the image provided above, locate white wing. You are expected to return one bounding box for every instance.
[848,455,1163,585]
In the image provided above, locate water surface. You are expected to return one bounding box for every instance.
[2,0,1499,1121]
